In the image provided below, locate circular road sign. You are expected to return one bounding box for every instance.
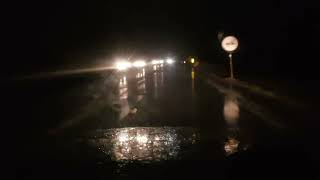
[221,36,239,53]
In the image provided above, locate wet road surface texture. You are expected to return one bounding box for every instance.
[9,63,317,179]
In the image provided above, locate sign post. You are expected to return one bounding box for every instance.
[221,36,239,79]
[229,53,234,79]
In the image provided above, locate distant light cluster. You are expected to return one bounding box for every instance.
[115,58,174,71]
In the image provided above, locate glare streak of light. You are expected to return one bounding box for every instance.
[191,68,195,96]
[223,91,240,125]
[18,66,115,80]
[142,68,145,76]
[132,60,146,68]
[136,73,141,78]
[123,76,127,85]
[154,71,158,98]
[116,61,132,71]
[160,70,164,86]
[119,76,128,100]
[152,60,163,65]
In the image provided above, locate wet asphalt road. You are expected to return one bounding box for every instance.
[9,63,317,179]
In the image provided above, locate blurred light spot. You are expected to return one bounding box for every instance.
[133,60,146,68]
[116,61,132,71]
[123,76,126,85]
[119,76,128,99]
[118,132,129,143]
[136,134,148,144]
[152,59,163,65]
[224,137,239,156]
[191,68,195,96]
[191,69,195,80]
[223,97,240,123]
[166,58,174,64]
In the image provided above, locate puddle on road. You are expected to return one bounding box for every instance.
[82,127,199,162]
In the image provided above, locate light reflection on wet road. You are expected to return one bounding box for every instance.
[60,63,254,162]
[85,127,199,162]
[12,62,316,179]
[223,90,240,155]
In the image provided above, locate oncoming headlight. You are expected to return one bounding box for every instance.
[116,61,132,71]
[132,60,146,68]
[166,58,174,64]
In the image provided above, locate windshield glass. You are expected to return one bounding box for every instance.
[7,1,318,179]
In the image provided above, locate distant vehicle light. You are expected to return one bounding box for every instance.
[166,58,174,64]
[132,60,146,68]
[116,61,132,71]
[183,61,186,64]
[152,59,163,65]
[151,60,159,65]
[159,60,164,64]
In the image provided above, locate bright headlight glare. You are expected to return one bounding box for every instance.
[152,60,159,65]
[132,60,146,67]
[166,58,174,64]
[116,61,132,71]
[152,59,164,64]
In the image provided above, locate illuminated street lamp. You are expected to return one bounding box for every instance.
[190,58,195,64]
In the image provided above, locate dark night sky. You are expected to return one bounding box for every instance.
[5,0,320,78]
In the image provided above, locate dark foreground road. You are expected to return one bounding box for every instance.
[8,63,318,179]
